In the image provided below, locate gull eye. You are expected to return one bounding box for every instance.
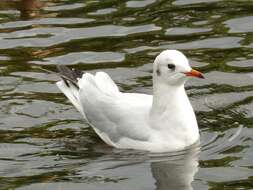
[167,64,175,70]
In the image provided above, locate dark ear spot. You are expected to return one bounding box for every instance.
[156,68,161,76]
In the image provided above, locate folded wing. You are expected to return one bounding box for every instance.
[57,66,152,147]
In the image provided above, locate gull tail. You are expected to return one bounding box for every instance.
[56,65,87,119]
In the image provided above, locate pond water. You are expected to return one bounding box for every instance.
[0,0,253,189]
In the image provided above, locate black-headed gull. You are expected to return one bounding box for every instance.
[57,50,204,152]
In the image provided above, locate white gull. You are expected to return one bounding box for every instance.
[56,50,204,152]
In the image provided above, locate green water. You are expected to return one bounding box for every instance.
[0,0,253,189]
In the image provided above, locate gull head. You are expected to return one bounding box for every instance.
[153,50,204,86]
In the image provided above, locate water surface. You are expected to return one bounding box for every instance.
[0,0,253,189]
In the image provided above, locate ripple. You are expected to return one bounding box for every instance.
[0,55,11,61]
[165,27,212,36]
[32,52,125,65]
[173,0,220,5]
[11,72,58,81]
[193,20,209,26]
[0,99,82,129]
[13,100,63,118]
[225,16,253,33]
[88,8,117,15]
[44,3,86,11]
[126,0,156,8]
[0,10,19,15]
[14,82,58,94]
[0,18,94,29]
[0,24,161,49]
[236,102,253,118]
[161,37,242,50]
[227,59,253,68]
[0,143,40,159]
[197,167,252,182]
[188,71,253,87]
[124,46,157,54]
[192,91,253,112]
[0,76,20,91]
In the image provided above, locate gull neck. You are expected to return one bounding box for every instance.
[151,79,188,115]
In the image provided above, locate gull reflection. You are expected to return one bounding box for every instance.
[150,146,199,190]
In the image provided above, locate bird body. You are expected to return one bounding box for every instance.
[57,50,203,152]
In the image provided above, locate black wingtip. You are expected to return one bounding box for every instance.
[57,65,83,82]
[56,65,84,89]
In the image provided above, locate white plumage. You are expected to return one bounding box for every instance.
[57,50,204,152]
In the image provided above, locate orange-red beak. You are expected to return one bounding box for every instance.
[184,69,204,79]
